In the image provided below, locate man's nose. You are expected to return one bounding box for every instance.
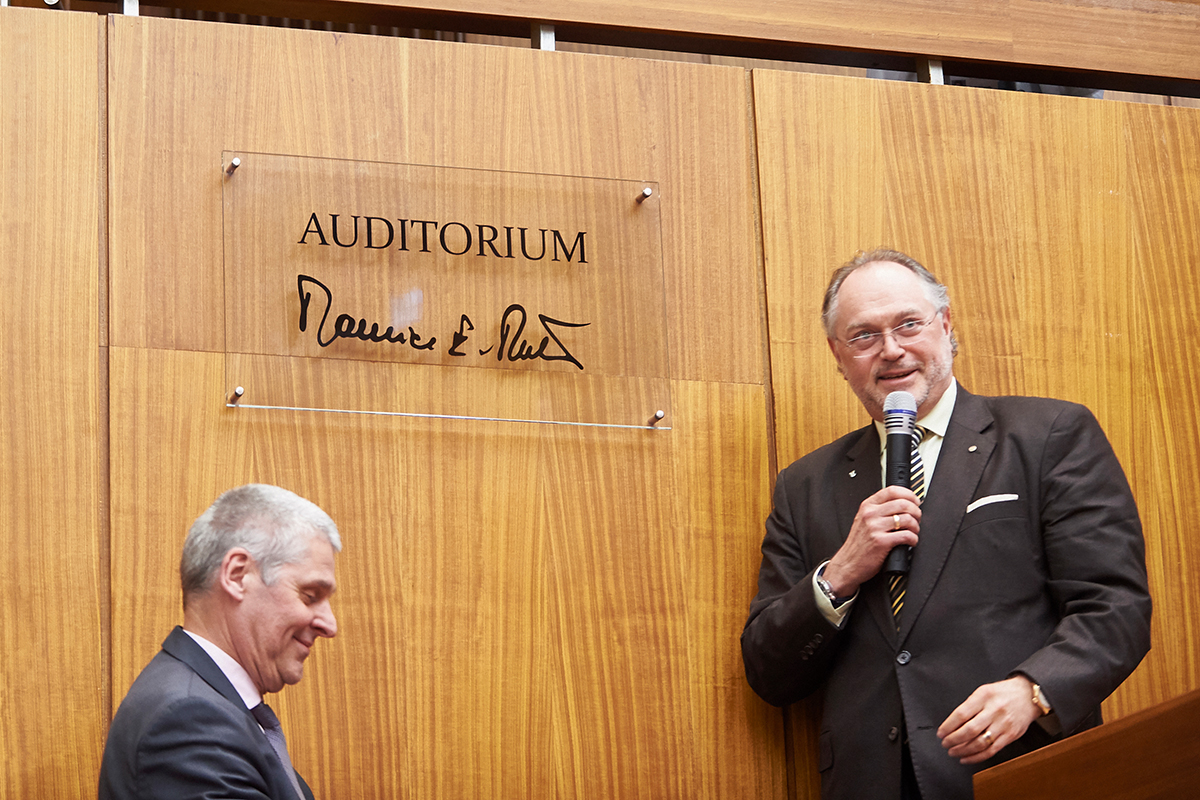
[313,600,338,638]
[878,330,906,358]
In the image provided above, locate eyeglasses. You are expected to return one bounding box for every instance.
[838,314,940,356]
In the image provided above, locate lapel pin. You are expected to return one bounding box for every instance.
[849,470,857,478]
[968,445,978,452]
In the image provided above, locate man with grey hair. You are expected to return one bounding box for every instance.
[99,484,342,800]
[742,249,1151,799]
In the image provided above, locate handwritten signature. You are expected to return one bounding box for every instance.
[298,275,436,350]
[296,274,589,369]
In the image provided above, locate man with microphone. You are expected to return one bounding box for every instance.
[741,249,1151,799]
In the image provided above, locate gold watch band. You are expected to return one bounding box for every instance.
[1031,683,1052,716]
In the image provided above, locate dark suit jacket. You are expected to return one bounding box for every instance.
[99,626,316,800]
[741,386,1151,800]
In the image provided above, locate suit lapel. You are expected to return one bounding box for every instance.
[161,627,309,800]
[160,626,252,713]
[897,387,996,643]
[838,424,881,539]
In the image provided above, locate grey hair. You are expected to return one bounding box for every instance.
[180,484,342,604]
[821,248,957,355]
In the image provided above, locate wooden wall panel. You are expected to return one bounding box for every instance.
[538,421,692,798]
[107,15,761,386]
[870,80,1027,398]
[755,68,1200,794]
[753,73,881,471]
[107,348,245,689]
[144,0,1200,82]
[0,8,103,800]
[107,15,776,800]
[1125,103,1200,715]
[107,349,779,799]
[668,381,782,800]
[1009,0,1200,82]
[1003,96,1133,418]
[109,346,552,797]
[3,6,1195,798]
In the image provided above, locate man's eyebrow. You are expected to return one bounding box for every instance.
[849,309,926,330]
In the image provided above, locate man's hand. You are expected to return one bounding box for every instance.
[821,485,921,597]
[937,675,1042,765]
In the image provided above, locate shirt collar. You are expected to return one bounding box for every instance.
[918,379,956,438]
[874,379,958,449]
[183,628,263,711]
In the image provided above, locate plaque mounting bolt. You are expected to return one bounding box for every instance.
[636,187,652,203]
[649,409,665,426]
[229,386,244,404]
[225,157,241,177]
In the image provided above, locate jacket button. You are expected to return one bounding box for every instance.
[888,727,900,742]
[896,650,911,665]
[813,634,823,644]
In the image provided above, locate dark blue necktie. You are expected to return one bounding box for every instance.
[251,702,305,800]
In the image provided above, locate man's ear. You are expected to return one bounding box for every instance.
[216,548,255,601]
[828,338,846,378]
[939,308,958,357]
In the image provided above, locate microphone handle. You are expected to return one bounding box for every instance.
[883,544,912,575]
[884,431,912,488]
[883,430,913,576]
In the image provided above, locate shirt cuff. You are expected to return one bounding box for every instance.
[813,560,858,628]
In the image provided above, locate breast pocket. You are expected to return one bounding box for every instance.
[961,495,1025,530]
[950,496,1043,601]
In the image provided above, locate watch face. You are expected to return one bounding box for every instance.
[817,577,845,607]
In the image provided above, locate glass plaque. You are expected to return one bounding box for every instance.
[222,152,670,428]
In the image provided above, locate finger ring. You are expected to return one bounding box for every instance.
[893,514,901,530]
[981,730,994,746]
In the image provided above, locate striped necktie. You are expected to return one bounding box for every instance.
[888,427,926,626]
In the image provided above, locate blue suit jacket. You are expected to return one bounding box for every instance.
[742,386,1152,799]
[99,626,315,800]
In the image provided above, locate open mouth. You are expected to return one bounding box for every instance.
[878,368,917,384]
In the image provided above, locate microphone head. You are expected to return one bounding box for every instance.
[883,391,917,435]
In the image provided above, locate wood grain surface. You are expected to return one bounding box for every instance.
[3,7,1198,798]
[106,16,775,800]
[107,15,761,386]
[974,687,1200,799]
[0,8,103,800]
[133,0,1200,82]
[107,347,779,799]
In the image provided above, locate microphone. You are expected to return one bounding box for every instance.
[882,391,917,576]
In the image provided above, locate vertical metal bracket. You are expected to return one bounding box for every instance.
[532,22,555,51]
[917,58,944,85]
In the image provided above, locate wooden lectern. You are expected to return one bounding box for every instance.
[974,688,1200,800]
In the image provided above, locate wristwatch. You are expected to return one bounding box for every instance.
[816,567,851,609]
[1031,683,1052,716]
